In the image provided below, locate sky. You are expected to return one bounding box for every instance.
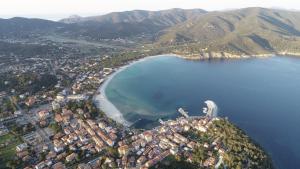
[1,0,300,20]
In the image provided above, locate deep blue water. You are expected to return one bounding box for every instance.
[105,55,300,169]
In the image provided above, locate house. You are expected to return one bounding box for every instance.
[14,110,22,116]
[52,101,60,110]
[54,114,63,123]
[67,94,87,101]
[35,161,46,169]
[56,94,65,102]
[54,140,64,153]
[52,162,66,169]
[16,143,28,152]
[137,156,146,164]
[38,110,49,119]
[0,91,7,99]
[203,157,216,167]
[66,153,78,162]
[170,147,178,155]
[0,124,9,136]
[143,131,153,142]
[77,163,92,169]
[103,68,113,75]
[25,97,35,107]
[118,145,129,156]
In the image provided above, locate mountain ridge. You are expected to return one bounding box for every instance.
[157,7,300,55]
[60,8,207,24]
[2,7,300,56]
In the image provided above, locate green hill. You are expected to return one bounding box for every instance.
[158,7,300,55]
[60,8,206,39]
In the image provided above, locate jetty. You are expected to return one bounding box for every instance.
[178,108,189,118]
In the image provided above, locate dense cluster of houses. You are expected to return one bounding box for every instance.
[112,116,224,168]
[29,106,119,169]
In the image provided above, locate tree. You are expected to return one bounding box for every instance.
[49,122,62,133]
[6,160,17,169]
[193,146,207,164]
[106,147,118,157]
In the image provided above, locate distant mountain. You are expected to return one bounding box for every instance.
[60,8,207,39]
[60,15,82,24]
[61,9,206,25]
[0,9,207,40]
[158,7,300,55]
[0,17,65,38]
[2,8,300,55]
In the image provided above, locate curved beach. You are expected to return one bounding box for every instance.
[93,55,168,126]
[93,65,131,126]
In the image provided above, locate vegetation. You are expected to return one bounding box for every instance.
[156,119,274,169]
[101,48,166,68]
[10,123,35,136]
[0,73,58,94]
[66,99,102,119]
[206,119,274,169]
[0,98,16,118]
[49,122,62,133]
[158,8,300,55]
[0,133,22,169]
[151,155,198,169]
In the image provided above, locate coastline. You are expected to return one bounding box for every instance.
[173,51,300,60]
[93,52,300,127]
[93,54,169,126]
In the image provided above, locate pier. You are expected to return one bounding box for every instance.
[178,108,189,118]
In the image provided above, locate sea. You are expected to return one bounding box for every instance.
[105,55,300,169]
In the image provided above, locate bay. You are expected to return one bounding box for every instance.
[105,55,300,169]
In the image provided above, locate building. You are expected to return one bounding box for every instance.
[67,94,88,101]
[66,153,78,162]
[143,131,153,142]
[16,143,28,152]
[54,114,63,123]
[56,94,65,102]
[52,101,61,110]
[25,97,35,107]
[52,162,66,169]
[118,145,129,156]
[77,163,92,169]
[0,124,9,136]
[35,161,46,169]
[38,110,50,119]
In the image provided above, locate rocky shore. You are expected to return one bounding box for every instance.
[174,51,300,60]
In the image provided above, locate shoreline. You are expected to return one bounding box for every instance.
[173,51,300,60]
[93,54,170,126]
[93,52,300,126]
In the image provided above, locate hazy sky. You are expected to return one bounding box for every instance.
[1,0,300,20]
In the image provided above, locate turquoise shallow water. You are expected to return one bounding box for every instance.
[106,55,300,169]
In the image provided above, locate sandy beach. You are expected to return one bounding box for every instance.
[93,54,169,126]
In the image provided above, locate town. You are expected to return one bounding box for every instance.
[0,42,275,169]
[0,49,227,169]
